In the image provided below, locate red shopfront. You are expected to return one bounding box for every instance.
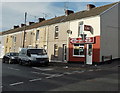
[68,36,100,64]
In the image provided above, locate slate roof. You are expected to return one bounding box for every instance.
[1,2,118,35]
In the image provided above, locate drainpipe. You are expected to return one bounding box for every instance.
[47,25,49,54]
[67,21,71,62]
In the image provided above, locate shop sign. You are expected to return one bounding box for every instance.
[70,37,94,44]
[84,25,91,31]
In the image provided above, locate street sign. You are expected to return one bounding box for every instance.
[70,37,95,44]
[84,25,91,31]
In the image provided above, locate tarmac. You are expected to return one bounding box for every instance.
[0,58,119,70]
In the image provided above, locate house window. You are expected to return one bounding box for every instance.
[36,30,39,40]
[54,44,58,57]
[6,37,8,43]
[55,26,59,39]
[78,21,83,37]
[14,36,16,42]
[35,44,38,48]
[5,47,7,53]
[73,44,85,57]
[24,32,27,42]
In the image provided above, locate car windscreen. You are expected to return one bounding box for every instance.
[10,53,19,56]
[27,49,47,55]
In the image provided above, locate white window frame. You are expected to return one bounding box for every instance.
[54,44,58,57]
[36,30,40,41]
[14,36,16,42]
[78,21,84,37]
[55,26,59,39]
[73,44,85,57]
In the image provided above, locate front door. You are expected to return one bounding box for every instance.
[63,44,67,62]
[86,44,92,65]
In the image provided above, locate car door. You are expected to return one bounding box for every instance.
[4,53,10,63]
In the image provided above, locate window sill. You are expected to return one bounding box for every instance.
[54,38,58,39]
[73,55,85,57]
[54,56,58,58]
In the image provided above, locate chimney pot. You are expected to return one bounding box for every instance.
[29,22,34,25]
[87,4,95,10]
[65,10,74,16]
[14,25,19,29]
[21,24,26,27]
[38,18,45,23]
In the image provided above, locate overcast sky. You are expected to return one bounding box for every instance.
[1,0,119,32]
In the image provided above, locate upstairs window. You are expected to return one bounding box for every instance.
[14,36,16,42]
[36,30,39,41]
[78,21,83,37]
[55,26,59,39]
[6,37,8,43]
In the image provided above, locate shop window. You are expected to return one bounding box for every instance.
[54,44,58,57]
[73,44,85,57]
[78,21,83,37]
[55,26,59,39]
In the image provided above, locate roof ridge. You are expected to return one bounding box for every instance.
[2,2,118,35]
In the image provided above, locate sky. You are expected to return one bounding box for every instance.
[0,0,119,32]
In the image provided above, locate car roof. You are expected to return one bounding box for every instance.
[9,52,19,53]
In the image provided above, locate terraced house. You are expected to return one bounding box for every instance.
[1,2,120,64]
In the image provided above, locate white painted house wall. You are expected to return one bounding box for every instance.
[100,3,119,61]
[0,36,4,58]
[69,16,100,38]
[118,2,120,59]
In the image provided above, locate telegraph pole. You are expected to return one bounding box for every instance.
[22,12,27,48]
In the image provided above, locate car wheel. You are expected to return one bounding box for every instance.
[44,63,49,66]
[8,59,12,64]
[19,60,23,65]
[2,59,5,63]
[28,61,31,66]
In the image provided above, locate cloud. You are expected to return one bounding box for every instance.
[1,1,118,32]
[2,2,65,31]
[1,0,119,2]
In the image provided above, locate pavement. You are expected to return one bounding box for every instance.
[0,58,119,69]
[49,59,119,70]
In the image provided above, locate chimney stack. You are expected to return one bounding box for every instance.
[65,10,74,16]
[38,18,45,23]
[87,4,95,10]
[14,25,19,29]
[21,24,26,27]
[29,22,34,25]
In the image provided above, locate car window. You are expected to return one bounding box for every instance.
[27,49,47,55]
[10,53,19,56]
[5,53,9,56]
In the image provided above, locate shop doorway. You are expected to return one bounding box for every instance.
[63,44,67,62]
[86,44,92,65]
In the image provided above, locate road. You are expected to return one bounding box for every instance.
[1,60,119,92]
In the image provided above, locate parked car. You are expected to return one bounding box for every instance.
[18,48,49,66]
[2,52,19,64]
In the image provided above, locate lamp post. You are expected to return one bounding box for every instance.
[22,12,27,48]
[80,32,87,66]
